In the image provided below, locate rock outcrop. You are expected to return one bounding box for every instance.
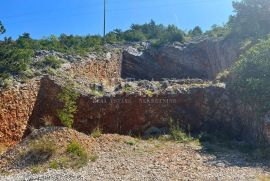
[67,52,122,83]
[0,40,268,148]
[121,38,242,80]
[27,76,253,142]
[0,80,40,146]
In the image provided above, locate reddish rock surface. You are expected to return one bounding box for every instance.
[67,52,121,83]
[28,77,238,137]
[0,80,40,146]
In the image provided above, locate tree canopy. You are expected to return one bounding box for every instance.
[0,21,5,35]
[229,0,270,39]
[189,26,203,37]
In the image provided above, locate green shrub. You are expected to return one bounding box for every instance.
[228,36,270,115]
[124,30,146,42]
[31,166,44,174]
[57,84,79,128]
[91,127,102,138]
[122,85,132,93]
[125,140,136,146]
[0,44,33,79]
[36,55,64,69]
[0,21,5,35]
[145,90,154,97]
[66,141,88,168]
[169,118,193,143]
[49,160,60,169]
[90,88,104,97]
[24,139,56,166]
[89,154,98,162]
[67,141,86,157]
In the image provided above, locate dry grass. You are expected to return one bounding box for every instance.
[0,144,7,155]
[257,175,270,181]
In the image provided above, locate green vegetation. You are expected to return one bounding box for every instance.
[31,166,44,174]
[24,139,56,166]
[122,85,133,93]
[91,127,102,138]
[25,138,93,172]
[1,0,270,89]
[205,24,230,38]
[162,118,195,143]
[228,0,270,39]
[89,154,98,162]
[228,37,270,115]
[35,55,64,70]
[125,140,136,146]
[57,84,79,128]
[66,141,89,168]
[188,26,203,37]
[0,42,34,87]
[90,87,104,97]
[0,21,5,35]
[67,141,87,158]
[145,90,154,97]
[106,20,185,45]
[169,125,193,143]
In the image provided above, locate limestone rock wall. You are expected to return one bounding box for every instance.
[121,38,241,80]
[28,77,245,140]
[2,76,269,146]
[0,80,40,146]
[67,52,121,82]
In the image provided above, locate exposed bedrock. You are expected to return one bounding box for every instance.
[121,38,242,80]
[26,76,270,145]
[1,75,270,146]
[0,80,40,146]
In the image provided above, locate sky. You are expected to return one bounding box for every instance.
[0,0,235,39]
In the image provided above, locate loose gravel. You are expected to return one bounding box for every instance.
[0,129,269,181]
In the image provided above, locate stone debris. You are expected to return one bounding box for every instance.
[0,127,269,181]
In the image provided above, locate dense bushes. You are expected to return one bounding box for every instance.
[112,21,186,44]
[228,0,270,39]
[228,37,270,115]
[0,42,33,81]
[35,55,64,70]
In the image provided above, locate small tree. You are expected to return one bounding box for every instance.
[0,21,5,35]
[190,26,203,37]
[57,84,79,128]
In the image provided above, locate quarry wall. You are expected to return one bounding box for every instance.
[0,80,40,146]
[0,41,269,147]
[28,76,267,144]
[67,52,122,83]
[121,38,241,80]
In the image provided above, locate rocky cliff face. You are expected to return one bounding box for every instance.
[1,75,270,146]
[27,76,260,143]
[67,52,121,83]
[121,38,242,80]
[0,80,40,146]
[0,51,121,146]
[0,40,268,148]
